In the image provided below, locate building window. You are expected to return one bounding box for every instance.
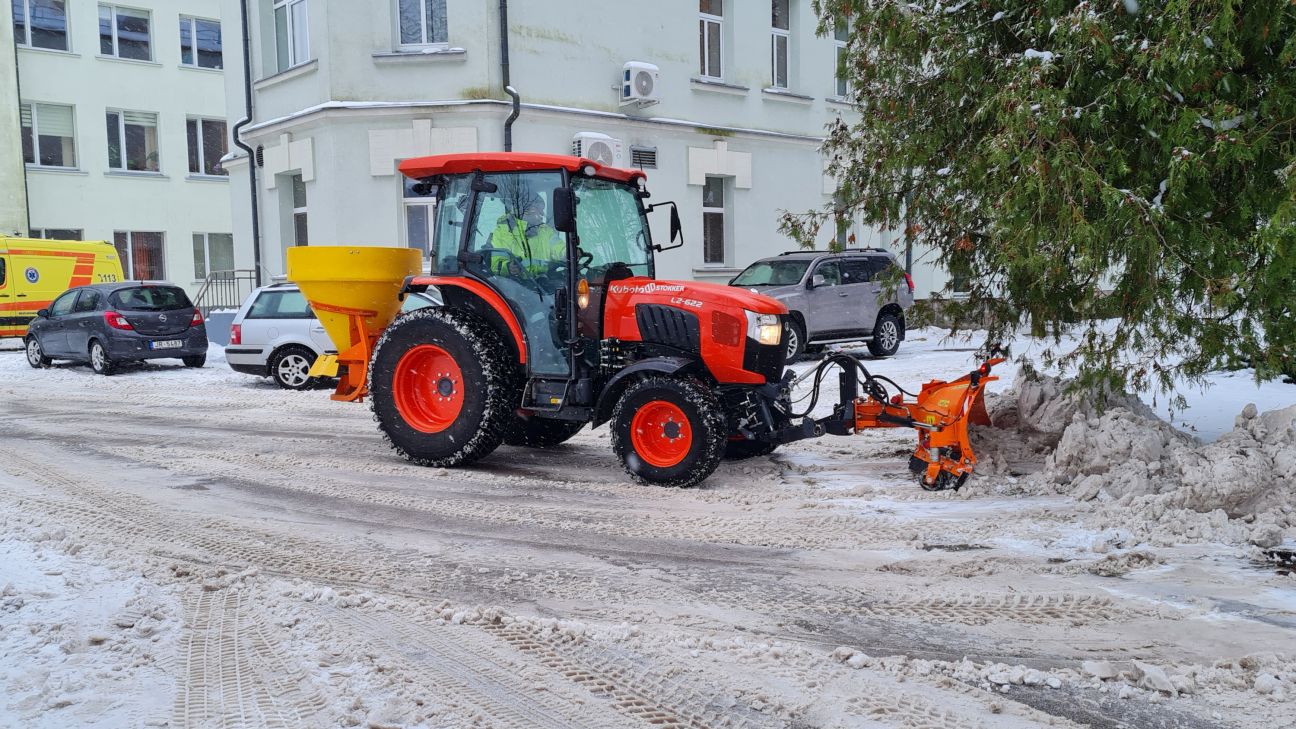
[192,233,234,279]
[702,176,726,265]
[187,118,227,176]
[30,228,83,240]
[20,102,77,168]
[770,0,789,89]
[180,15,222,69]
[397,0,446,47]
[113,231,165,280]
[106,110,160,172]
[291,174,308,245]
[402,176,436,256]
[698,0,722,80]
[833,19,849,97]
[273,0,309,72]
[12,0,69,51]
[99,4,151,61]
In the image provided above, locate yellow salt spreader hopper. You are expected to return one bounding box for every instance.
[286,246,422,401]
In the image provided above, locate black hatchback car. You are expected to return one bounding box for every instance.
[24,282,209,375]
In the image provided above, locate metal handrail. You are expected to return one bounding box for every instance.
[193,268,267,316]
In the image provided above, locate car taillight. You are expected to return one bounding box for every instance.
[229,324,241,345]
[191,308,204,326]
[104,311,134,330]
[903,272,915,293]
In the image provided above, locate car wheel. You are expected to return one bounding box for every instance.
[269,346,316,390]
[611,375,727,488]
[785,319,806,364]
[503,416,585,448]
[183,354,207,368]
[369,307,520,467]
[89,339,116,375]
[867,313,902,358]
[24,337,51,368]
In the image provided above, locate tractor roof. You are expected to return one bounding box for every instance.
[398,152,646,185]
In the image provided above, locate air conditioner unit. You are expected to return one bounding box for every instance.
[621,61,661,107]
[571,132,625,167]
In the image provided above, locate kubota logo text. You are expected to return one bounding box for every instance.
[609,283,685,295]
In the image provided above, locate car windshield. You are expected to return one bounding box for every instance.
[731,260,810,286]
[109,286,192,311]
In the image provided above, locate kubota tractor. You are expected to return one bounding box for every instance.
[288,153,1002,489]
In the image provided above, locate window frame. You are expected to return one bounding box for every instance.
[30,228,84,240]
[770,0,790,90]
[698,2,723,81]
[290,174,308,246]
[113,230,166,280]
[702,175,727,266]
[401,177,437,257]
[178,14,223,69]
[192,232,234,280]
[98,3,153,62]
[186,116,228,177]
[833,19,849,98]
[12,0,71,51]
[272,0,310,73]
[105,108,161,173]
[395,0,448,49]
[20,101,78,170]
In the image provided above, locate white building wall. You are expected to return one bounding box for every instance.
[15,0,232,292]
[1,3,28,235]
[223,0,945,296]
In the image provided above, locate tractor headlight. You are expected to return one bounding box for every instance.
[745,311,782,347]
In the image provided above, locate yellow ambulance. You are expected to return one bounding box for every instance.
[0,237,126,338]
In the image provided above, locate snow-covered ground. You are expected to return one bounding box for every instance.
[1,331,1293,728]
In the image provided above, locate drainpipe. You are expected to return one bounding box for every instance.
[232,0,263,286]
[11,24,30,235]
[499,0,519,151]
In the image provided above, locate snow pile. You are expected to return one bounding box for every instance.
[974,370,1296,546]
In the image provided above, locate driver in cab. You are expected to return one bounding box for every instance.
[490,191,564,279]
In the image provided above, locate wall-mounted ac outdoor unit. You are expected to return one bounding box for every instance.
[571,132,625,167]
[621,61,661,107]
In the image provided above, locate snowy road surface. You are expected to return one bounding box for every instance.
[1,331,1293,728]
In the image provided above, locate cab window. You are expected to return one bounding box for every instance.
[0,257,6,288]
[73,290,102,313]
[246,290,314,319]
[50,290,79,317]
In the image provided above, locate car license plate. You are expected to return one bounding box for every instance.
[150,339,183,350]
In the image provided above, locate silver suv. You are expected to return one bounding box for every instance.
[730,250,914,362]
[225,282,437,389]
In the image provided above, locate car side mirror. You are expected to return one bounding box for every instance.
[553,186,577,233]
[809,274,826,289]
[36,308,49,318]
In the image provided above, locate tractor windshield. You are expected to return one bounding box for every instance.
[572,177,652,278]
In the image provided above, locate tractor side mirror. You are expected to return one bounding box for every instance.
[646,201,684,251]
[553,187,577,233]
[809,274,826,289]
[36,308,49,319]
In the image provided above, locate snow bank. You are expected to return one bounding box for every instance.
[973,369,1296,546]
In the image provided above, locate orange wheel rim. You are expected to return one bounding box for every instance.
[392,345,464,433]
[630,400,692,468]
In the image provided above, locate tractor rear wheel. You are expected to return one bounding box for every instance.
[611,376,726,488]
[503,416,585,448]
[369,308,519,467]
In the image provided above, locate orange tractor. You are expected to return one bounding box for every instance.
[289,153,1001,489]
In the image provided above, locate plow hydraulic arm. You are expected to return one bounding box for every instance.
[786,356,1006,491]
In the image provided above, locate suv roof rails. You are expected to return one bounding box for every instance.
[777,248,889,256]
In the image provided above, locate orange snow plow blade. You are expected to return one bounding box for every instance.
[854,358,1005,491]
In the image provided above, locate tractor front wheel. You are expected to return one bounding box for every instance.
[611,376,726,488]
[369,308,518,467]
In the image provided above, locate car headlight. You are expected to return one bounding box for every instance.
[744,310,782,346]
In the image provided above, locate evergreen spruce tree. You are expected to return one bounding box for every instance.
[790,0,1295,394]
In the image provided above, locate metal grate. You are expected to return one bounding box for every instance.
[630,146,658,168]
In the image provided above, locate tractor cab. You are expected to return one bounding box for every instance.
[398,153,683,412]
